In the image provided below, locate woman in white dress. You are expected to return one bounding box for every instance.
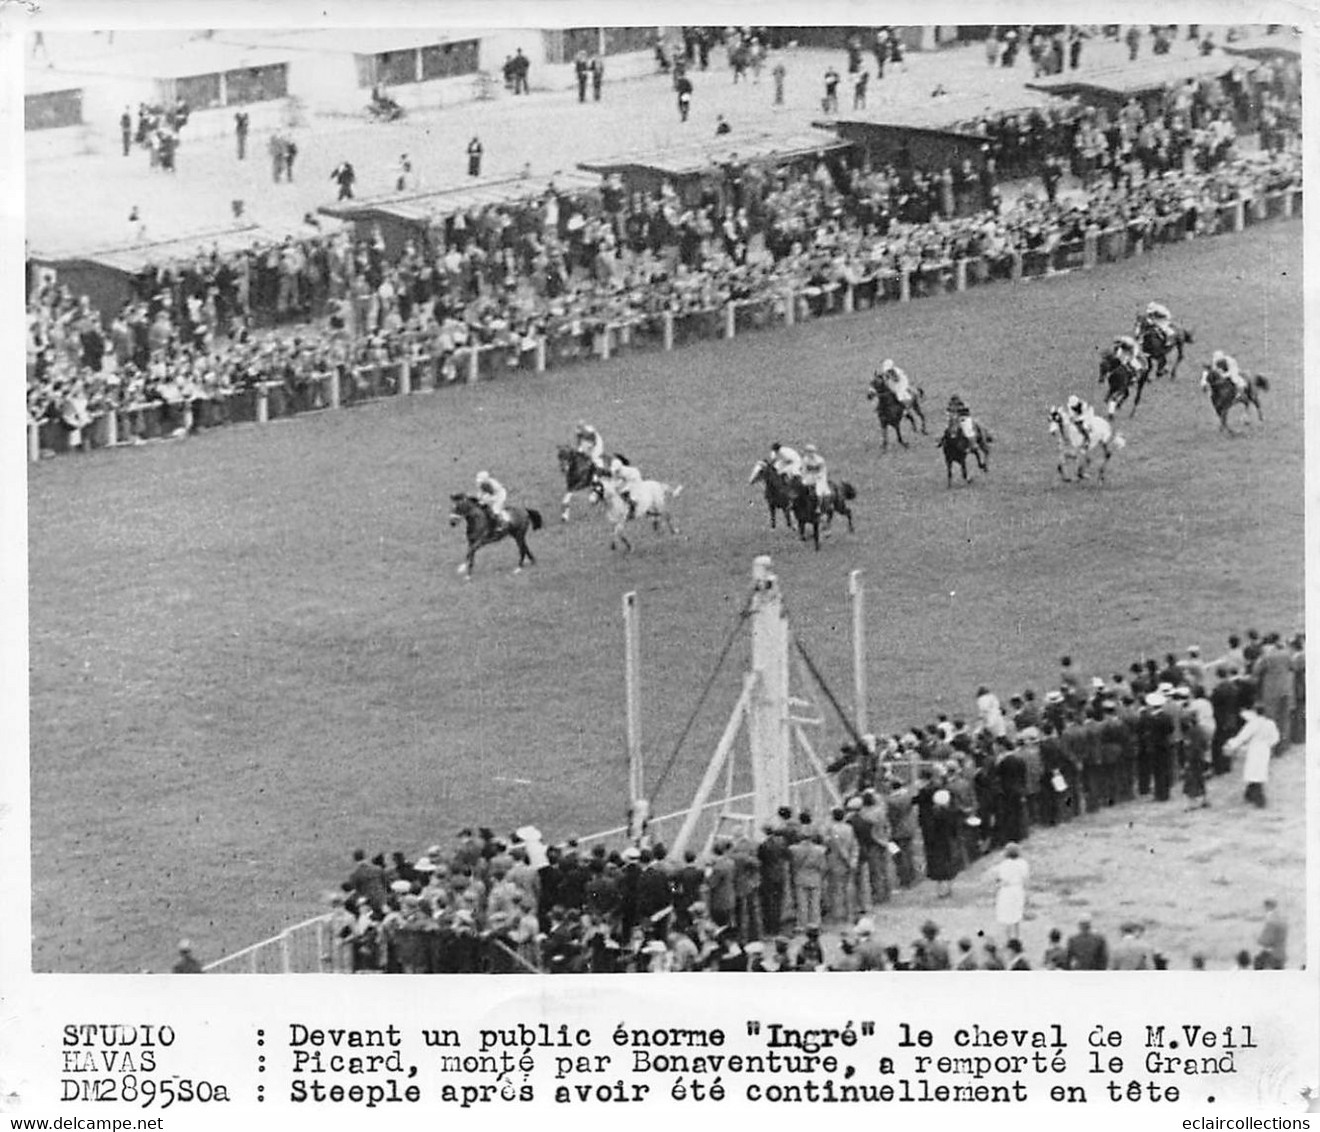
[992,842,1030,942]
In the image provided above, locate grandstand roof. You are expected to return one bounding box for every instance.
[1026,49,1248,101]
[827,90,1060,134]
[212,28,489,58]
[36,218,350,274]
[578,128,848,179]
[318,170,601,228]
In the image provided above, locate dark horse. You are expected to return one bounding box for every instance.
[1136,321,1194,381]
[748,458,800,531]
[1200,366,1269,434]
[1099,350,1149,417]
[793,480,857,551]
[556,445,604,522]
[866,377,927,450]
[448,494,543,577]
[936,420,993,487]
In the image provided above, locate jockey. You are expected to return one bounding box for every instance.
[947,395,977,442]
[1113,334,1144,375]
[1139,301,1173,345]
[879,359,914,407]
[609,453,643,517]
[574,420,605,468]
[1066,394,1096,444]
[800,444,830,503]
[1210,349,1247,394]
[770,441,802,481]
[476,471,510,527]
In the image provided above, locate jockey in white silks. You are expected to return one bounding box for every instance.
[770,442,802,481]
[609,454,644,517]
[1113,334,1144,376]
[1066,394,1099,445]
[1140,301,1173,344]
[476,471,510,526]
[575,421,605,468]
[800,444,830,503]
[1210,349,1247,394]
[947,395,977,442]
[879,359,914,407]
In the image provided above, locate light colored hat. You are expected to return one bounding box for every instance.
[1157,682,1175,694]
[933,789,951,806]
[414,857,436,872]
[882,358,894,370]
[1145,692,1167,707]
[476,470,490,481]
[745,940,765,955]
[855,916,876,936]
[1045,690,1065,704]
[391,879,412,894]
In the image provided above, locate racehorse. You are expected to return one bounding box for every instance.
[936,420,993,488]
[748,458,800,531]
[591,477,683,552]
[1200,366,1269,434]
[556,445,604,522]
[1099,350,1149,417]
[1136,321,1194,381]
[866,376,927,450]
[448,494,543,577]
[792,480,857,551]
[1047,406,1126,483]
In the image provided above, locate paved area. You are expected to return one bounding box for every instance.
[25,27,1281,258]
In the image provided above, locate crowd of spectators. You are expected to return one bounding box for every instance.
[26,146,1302,448]
[119,98,191,173]
[325,628,1302,974]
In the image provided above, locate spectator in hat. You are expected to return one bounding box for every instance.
[1252,634,1295,753]
[1109,922,1152,969]
[1006,937,1031,970]
[789,833,827,930]
[924,789,961,897]
[467,136,483,178]
[1065,915,1109,970]
[172,940,203,973]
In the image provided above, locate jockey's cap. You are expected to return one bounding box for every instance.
[804,443,818,454]
[1212,349,1225,364]
[1067,395,1082,411]
[882,359,894,371]
[476,470,490,482]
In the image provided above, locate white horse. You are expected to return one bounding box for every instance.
[592,477,683,551]
[1048,405,1127,483]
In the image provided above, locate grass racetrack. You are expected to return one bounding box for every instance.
[28,222,1305,973]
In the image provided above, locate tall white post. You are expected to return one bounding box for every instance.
[849,569,868,736]
[749,556,791,830]
[623,590,643,805]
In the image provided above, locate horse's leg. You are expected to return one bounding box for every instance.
[914,402,928,434]
[896,418,909,449]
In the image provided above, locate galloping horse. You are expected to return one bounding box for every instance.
[556,445,604,522]
[936,420,992,487]
[1048,407,1126,483]
[1200,366,1269,434]
[592,477,683,552]
[748,458,800,531]
[448,494,543,577]
[793,480,857,551]
[1099,350,1149,417]
[1137,321,1194,381]
[866,376,927,450]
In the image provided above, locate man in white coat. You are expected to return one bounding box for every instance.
[1224,703,1279,808]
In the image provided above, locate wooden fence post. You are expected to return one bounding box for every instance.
[256,383,269,423]
[104,410,118,447]
[725,303,736,339]
[954,259,968,291]
[783,290,795,327]
[1082,229,1099,269]
[535,337,547,372]
[1010,251,1024,281]
[28,422,39,463]
[898,270,911,303]
[328,366,341,409]
[399,359,411,395]
[466,347,479,384]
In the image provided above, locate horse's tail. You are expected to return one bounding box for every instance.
[669,484,684,499]
[1253,374,1270,392]
[981,429,994,445]
[527,508,544,530]
[1182,326,1194,345]
[1111,434,1127,451]
[841,481,857,501]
